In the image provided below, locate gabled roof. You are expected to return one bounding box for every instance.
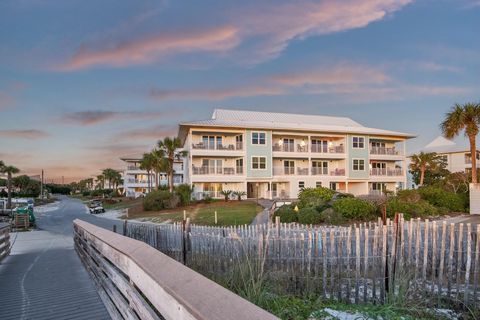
[421,136,471,154]
[178,108,416,142]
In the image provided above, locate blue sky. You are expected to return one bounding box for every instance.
[0,0,479,182]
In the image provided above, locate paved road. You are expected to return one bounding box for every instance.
[0,195,123,320]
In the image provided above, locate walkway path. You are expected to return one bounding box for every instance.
[250,199,274,226]
[0,196,123,320]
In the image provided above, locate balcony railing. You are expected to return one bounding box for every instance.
[370,168,403,176]
[192,166,244,175]
[370,147,399,155]
[311,167,328,175]
[311,145,345,154]
[195,191,223,199]
[272,143,308,152]
[273,167,295,175]
[330,168,346,176]
[127,166,142,171]
[126,179,148,184]
[192,142,243,151]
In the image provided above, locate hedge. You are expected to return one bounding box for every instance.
[298,187,335,208]
[332,198,376,220]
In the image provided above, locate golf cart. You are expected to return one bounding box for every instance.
[88,200,105,214]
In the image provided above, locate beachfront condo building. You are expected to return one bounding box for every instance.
[121,156,184,198]
[178,109,415,200]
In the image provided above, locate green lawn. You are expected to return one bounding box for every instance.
[130,201,263,226]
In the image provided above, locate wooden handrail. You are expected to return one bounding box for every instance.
[0,223,11,262]
[73,219,278,320]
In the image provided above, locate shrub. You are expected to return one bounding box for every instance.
[232,191,247,201]
[298,207,323,225]
[175,184,193,206]
[82,191,91,197]
[319,208,346,225]
[298,187,335,208]
[143,190,180,211]
[418,186,466,212]
[332,198,376,220]
[396,189,421,203]
[273,205,298,223]
[386,198,438,220]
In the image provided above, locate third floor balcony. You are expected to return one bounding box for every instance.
[370,168,403,176]
[192,166,244,175]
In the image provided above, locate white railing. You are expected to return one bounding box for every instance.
[0,223,10,262]
[370,168,403,176]
[192,166,244,175]
[311,167,328,175]
[126,179,149,184]
[127,166,142,171]
[272,143,308,152]
[192,143,243,151]
[271,190,290,199]
[273,167,295,175]
[370,147,400,155]
[330,168,346,176]
[196,191,223,199]
[311,145,345,154]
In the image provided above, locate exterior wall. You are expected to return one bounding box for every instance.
[246,129,273,178]
[347,134,369,179]
[184,129,408,199]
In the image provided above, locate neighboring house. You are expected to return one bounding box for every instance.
[121,157,185,198]
[417,136,480,174]
[178,109,415,199]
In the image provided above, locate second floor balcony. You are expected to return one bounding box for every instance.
[370,146,400,155]
[192,142,243,151]
[370,168,403,176]
[311,144,345,154]
[311,168,345,176]
[192,166,244,175]
[272,143,308,153]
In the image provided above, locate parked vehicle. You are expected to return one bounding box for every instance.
[88,200,105,214]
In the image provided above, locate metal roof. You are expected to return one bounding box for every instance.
[178,109,416,142]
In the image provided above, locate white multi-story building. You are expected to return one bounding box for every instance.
[178,109,415,199]
[121,156,184,198]
[419,136,480,174]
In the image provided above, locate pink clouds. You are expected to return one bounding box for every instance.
[0,92,15,110]
[118,125,178,140]
[61,110,181,125]
[271,64,389,86]
[0,129,50,139]
[60,26,240,71]
[150,85,286,101]
[57,0,413,70]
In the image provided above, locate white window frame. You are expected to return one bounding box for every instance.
[251,131,266,145]
[352,158,365,171]
[316,181,322,188]
[251,156,267,170]
[298,181,305,189]
[352,136,365,149]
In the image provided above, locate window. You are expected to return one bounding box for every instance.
[252,132,266,145]
[284,160,295,174]
[352,136,365,149]
[312,139,328,153]
[299,181,305,189]
[252,156,266,169]
[316,181,322,188]
[353,159,365,171]
[312,161,328,175]
[329,182,337,191]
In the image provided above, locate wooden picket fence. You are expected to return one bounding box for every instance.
[123,215,480,307]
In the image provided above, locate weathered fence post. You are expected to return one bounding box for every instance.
[112,225,117,233]
[122,220,127,236]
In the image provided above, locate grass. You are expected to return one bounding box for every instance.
[102,198,143,210]
[125,200,263,226]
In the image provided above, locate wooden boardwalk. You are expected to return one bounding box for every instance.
[0,230,110,319]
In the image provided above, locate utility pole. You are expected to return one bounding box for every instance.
[40,170,44,201]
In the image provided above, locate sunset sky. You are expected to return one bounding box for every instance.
[0,0,479,182]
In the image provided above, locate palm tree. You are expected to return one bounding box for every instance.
[441,102,480,183]
[409,152,443,186]
[96,175,105,189]
[157,137,188,193]
[140,153,155,192]
[151,149,168,190]
[0,165,20,209]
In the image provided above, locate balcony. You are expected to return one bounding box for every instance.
[192,166,244,175]
[370,147,399,155]
[272,143,308,153]
[370,168,403,176]
[311,167,345,176]
[271,190,290,199]
[126,179,148,184]
[126,166,143,171]
[311,145,345,154]
[192,142,243,151]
